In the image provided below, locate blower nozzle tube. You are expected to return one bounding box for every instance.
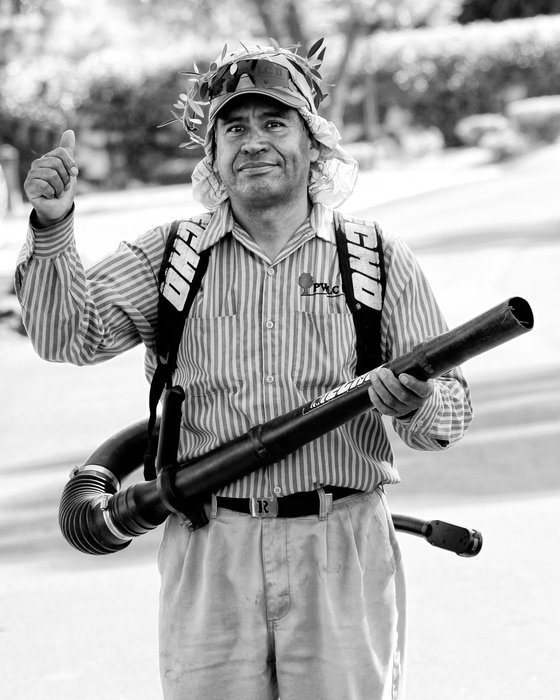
[59,297,533,555]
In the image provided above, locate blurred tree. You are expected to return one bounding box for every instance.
[1,0,463,130]
[0,0,469,191]
[103,0,463,126]
[110,0,259,44]
[104,0,305,50]
[321,0,463,125]
[458,0,560,23]
[0,0,59,66]
[248,0,307,46]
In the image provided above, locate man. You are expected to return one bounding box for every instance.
[17,42,472,700]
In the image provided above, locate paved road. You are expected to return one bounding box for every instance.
[1,146,559,699]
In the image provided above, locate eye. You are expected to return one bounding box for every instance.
[266,120,285,129]
[226,123,245,134]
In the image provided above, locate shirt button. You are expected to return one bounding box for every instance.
[273,486,282,495]
[265,320,274,329]
[266,267,275,276]
[265,375,275,384]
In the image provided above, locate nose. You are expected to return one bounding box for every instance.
[240,127,268,154]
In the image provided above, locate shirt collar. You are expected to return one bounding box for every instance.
[310,203,337,245]
[194,202,234,252]
[195,201,337,252]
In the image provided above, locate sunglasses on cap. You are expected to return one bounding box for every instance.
[207,58,315,115]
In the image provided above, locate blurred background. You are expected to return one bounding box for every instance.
[2,0,560,205]
[1,2,560,699]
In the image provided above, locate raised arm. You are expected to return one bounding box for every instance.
[16,131,164,365]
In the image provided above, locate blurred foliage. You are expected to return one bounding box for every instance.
[0,47,211,188]
[507,95,560,143]
[458,0,560,23]
[310,0,463,125]
[0,0,248,188]
[352,15,560,146]
[0,0,465,190]
[2,2,560,190]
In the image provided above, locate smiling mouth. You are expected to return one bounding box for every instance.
[238,162,277,172]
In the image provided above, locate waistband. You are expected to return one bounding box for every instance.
[215,487,362,519]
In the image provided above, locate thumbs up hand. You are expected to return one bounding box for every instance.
[24,129,79,228]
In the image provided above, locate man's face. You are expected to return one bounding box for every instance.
[213,95,319,211]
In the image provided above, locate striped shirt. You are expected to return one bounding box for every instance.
[15,202,472,497]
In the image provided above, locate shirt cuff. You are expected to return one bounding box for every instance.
[29,205,75,257]
[397,383,444,433]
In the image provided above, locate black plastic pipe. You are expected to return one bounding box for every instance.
[59,297,533,554]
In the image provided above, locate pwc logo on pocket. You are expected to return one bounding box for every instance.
[298,272,343,298]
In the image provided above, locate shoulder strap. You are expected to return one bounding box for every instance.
[333,211,386,375]
[144,217,212,480]
[157,218,212,372]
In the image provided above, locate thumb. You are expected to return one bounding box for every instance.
[59,129,75,156]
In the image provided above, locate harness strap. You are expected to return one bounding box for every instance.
[144,220,211,481]
[333,211,385,374]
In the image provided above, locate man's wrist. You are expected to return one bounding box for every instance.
[29,205,75,257]
[31,206,73,230]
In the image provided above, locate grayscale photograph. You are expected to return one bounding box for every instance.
[1,1,558,698]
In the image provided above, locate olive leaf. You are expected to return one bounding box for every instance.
[307,38,324,58]
[189,101,205,118]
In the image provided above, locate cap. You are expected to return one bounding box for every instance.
[206,50,317,123]
[161,42,328,150]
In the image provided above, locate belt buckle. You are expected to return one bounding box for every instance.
[250,496,279,518]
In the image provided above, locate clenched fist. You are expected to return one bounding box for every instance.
[24,130,78,227]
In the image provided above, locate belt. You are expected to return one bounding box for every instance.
[216,487,361,518]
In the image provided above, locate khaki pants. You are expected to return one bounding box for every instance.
[158,489,406,699]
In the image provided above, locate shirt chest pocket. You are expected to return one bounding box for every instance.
[179,314,244,397]
[292,311,357,391]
